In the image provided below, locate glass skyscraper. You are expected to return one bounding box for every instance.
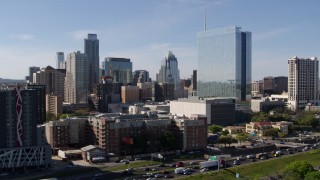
[102,57,132,84]
[56,52,65,69]
[156,51,180,90]
[84,34,99,92]
[197,26,252,101]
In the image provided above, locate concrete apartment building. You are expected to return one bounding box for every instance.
[45,117,87,152]
[170,97,235,125]
[288,56,319,111]
[64,51,88,104]
[251,80,263,95]
[46,94,63,116]
[33,66,66,98]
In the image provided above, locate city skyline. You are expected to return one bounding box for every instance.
[0,0,320,80]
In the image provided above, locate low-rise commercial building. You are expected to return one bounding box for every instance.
[246,121,293,136]
[170,97,235,125]
[222,126,245,135]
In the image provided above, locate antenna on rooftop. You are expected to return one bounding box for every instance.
[204,8,207,31]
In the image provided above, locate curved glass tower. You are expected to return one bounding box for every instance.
[197,26,251,101]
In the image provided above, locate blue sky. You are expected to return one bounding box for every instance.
[0,0,319,80]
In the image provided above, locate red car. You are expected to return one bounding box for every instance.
[176,161,184,167]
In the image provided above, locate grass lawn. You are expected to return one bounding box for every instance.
[179,149,320,180]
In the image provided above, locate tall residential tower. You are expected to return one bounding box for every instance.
[288,56,319,111]
[85,34,99,92]
[64,51,88,104]
[197,26,252,101]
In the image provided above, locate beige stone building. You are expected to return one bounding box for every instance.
[46,94,63,116]
[121,86,139,103]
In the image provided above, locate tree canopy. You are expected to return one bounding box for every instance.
[236,133,249,145]
[208,125,222,134]
[160,131,177,150]
[305,171,320,180]
[263,128,280,137]
[285,161,315,179]
[221,130,229,136]
[218,135,238,147]
[46,112,56,122]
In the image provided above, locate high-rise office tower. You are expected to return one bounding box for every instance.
[288,56,319,111]
[0,84,51,169]
[56,52,65,69]
[64,51,88,104]
[33,66,66,98]
[262,76,288,95]
[27,84,46,124]
[156,51,180,90]
[84,34,99,92]
[25,66,40,83]
[192,70,197,91]
[102,57,132,84]
[133,70,150,85]
[197,26,252,101]
[274,76,288,94]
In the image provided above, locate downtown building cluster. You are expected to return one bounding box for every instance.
[1,26,253,168]
[5,23,320,170]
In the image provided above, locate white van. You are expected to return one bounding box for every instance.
[175,167,185,174]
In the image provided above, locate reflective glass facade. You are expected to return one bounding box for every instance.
[103,57,132,84]
[197,26,251,101]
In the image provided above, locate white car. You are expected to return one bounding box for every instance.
[246,154,255,159]
[94,173,103,177]
[120,159,129,163]
[200,168,209,172]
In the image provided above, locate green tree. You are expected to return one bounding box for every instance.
[75,109,90,116]
[279,132,287,138]
[160,131,176,150]
[305,171,320,180]
[295,111,319,129]
[46,112,56,122]
[221,130,229,136]
[263,128,280,138]
[251,112,268,122]
[218,135,237,148]
[236,133,249,145]
[208,125,222,134]
[58,114,69,119]
[285,161,315,179]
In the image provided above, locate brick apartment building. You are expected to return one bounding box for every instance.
[45,114,207,156]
